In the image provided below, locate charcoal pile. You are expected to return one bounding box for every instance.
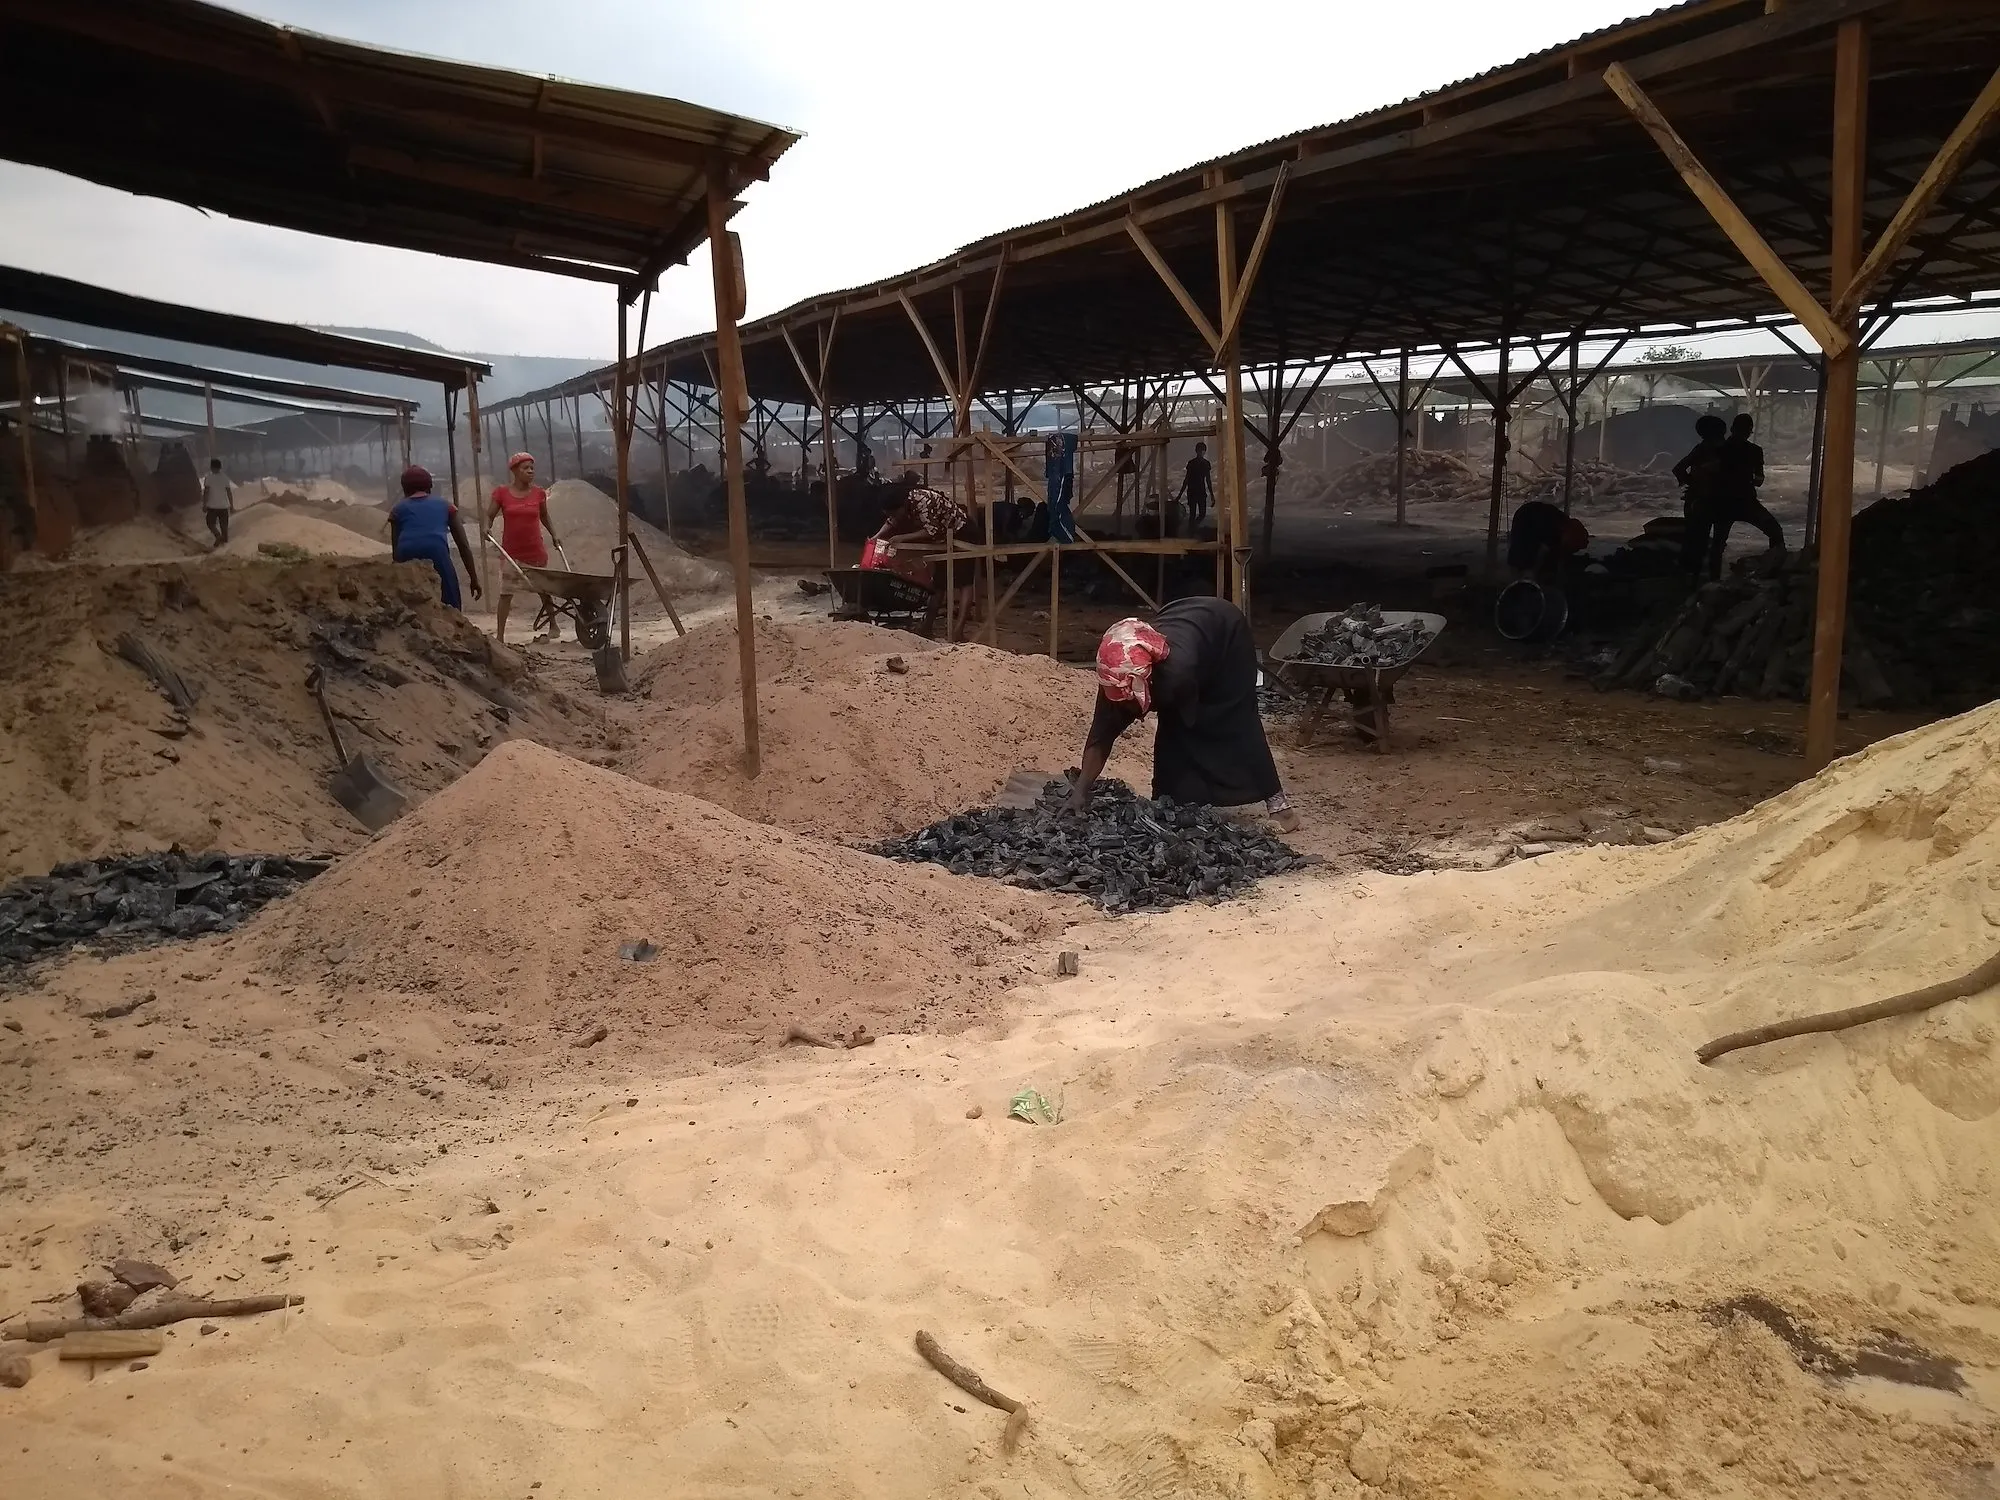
[1326,451,1483,506]
[1595,446,2000,708]
[872,779,1308,913]
[1294,605,1435,668]
[0,852,330,966]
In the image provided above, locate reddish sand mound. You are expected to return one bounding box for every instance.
[0,560,593,879]
[619,616,1151,841]
[243,740,1059,1053]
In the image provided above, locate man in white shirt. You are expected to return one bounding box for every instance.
[201,458,234,546]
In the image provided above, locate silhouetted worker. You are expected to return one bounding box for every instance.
[1506,499,1590,579]
[1177,441,1214,529]
[1672,414,1727,576]
[1705,413,1785,576]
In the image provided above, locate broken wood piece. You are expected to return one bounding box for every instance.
[915,1329,1029,1452]
[783,1026,876,1050]
[59,1330,164,1361]
[113,633,199,713]
[110,1257,177,1292]
[5,1294,304,1343]
[1698,948,2000,1064]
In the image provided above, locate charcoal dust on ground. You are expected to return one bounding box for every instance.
[0,851,330,967]
[872,778,1310,914]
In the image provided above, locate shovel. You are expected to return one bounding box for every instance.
[994,769,1061,810]
[305,665,407,832]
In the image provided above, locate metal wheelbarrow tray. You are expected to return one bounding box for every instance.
[825,565,934,627]
[1267,609,1446,753]
[514,561,618,650]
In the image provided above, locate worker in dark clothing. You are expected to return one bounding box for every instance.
[1066,598,1298,832]
[1177,442,1214,529]
[1705,413,1785,577]
[1506,499,1590,578]
[1672,414,1727,576]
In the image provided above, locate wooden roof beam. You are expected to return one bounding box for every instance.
[1605,62,1849,355]
[1838,58,2000,318]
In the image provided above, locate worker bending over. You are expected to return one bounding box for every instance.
[389,464,482,611]
[1066,596,1298,833]
[1506,499,1589,579]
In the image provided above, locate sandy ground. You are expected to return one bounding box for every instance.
[7,706,2000,1496]
[0,559,594,880]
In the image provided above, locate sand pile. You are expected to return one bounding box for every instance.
[261,487,394,544]
[51,514,207,565]
[9,691,2000,1496]
[0,559,591,879]
[218,502,391,559]
[243,739,1059,1058]
[619,615,1150,840]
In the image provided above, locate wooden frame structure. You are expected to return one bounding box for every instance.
[489,0,2000,774]
[0,0,797,774]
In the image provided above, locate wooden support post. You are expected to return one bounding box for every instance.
[573,394,586,477]
[1872,359,1900,497]
[654,373,674,540]
[707,174,760,777]
[613,305,631,660]
[1215,179,1249,610]
[202,381,216,466]
[10,334,38,540]
[466,367,488,609]
[54,358,72,484]
[1049,545,1061,660]
[1486,333,1511,573]
[1561,337,1579,512]
[1394,350,1410,525]
[443,385,460,548]
[1806,17,1870,772]
[542,402,556,479]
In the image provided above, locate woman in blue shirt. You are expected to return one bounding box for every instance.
[388,465,483,611]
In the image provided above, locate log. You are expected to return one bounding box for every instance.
[5,1294,304,1343]
[915,1329,1030,1452]
[1698,948,2000,1064]
[59,1330,164,1361]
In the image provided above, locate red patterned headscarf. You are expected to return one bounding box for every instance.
[1096,618,1169,713]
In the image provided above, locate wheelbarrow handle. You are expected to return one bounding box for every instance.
[554,540,573,571]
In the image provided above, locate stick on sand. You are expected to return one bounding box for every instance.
[4,1294,304,1343]
[915,1329,1029,1452]
[1698,948,2000,1064]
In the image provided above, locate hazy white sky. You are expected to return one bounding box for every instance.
[0,0,1671,359]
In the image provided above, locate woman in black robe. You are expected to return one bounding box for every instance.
[1065,596,1297,830]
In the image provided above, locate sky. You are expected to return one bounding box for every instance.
[0,0,1686,360]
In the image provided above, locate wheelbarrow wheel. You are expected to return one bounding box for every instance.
[576,609,610,651]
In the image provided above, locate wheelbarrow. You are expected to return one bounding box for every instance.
[1267,609,1445,753]
[824,564,934,629]
[492,540,617,651]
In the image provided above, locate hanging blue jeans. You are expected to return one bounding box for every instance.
[1044,432,1079,543]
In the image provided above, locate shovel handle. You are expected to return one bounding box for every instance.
[305,665,347,764]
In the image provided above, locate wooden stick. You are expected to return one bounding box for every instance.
[915,1329,1029,1452]
[1698,949,2000,1065]
[626,535,685,637]
[6,1295,305,1343]
[1124,218,1222,354]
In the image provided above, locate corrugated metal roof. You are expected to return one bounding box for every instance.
[0,0,800,292]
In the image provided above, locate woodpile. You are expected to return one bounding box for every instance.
[1325,451,1483,505]
[1597,447,2000,709]
[1511,458,1678,508]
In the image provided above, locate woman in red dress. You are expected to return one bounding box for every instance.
[487,453,565,644]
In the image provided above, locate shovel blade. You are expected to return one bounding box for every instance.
[994,769,1059,810]
[328,755,407,832]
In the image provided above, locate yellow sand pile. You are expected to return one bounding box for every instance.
[619,614,1152,839]
[218,502,390,559]
[10,703,2000,1497]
